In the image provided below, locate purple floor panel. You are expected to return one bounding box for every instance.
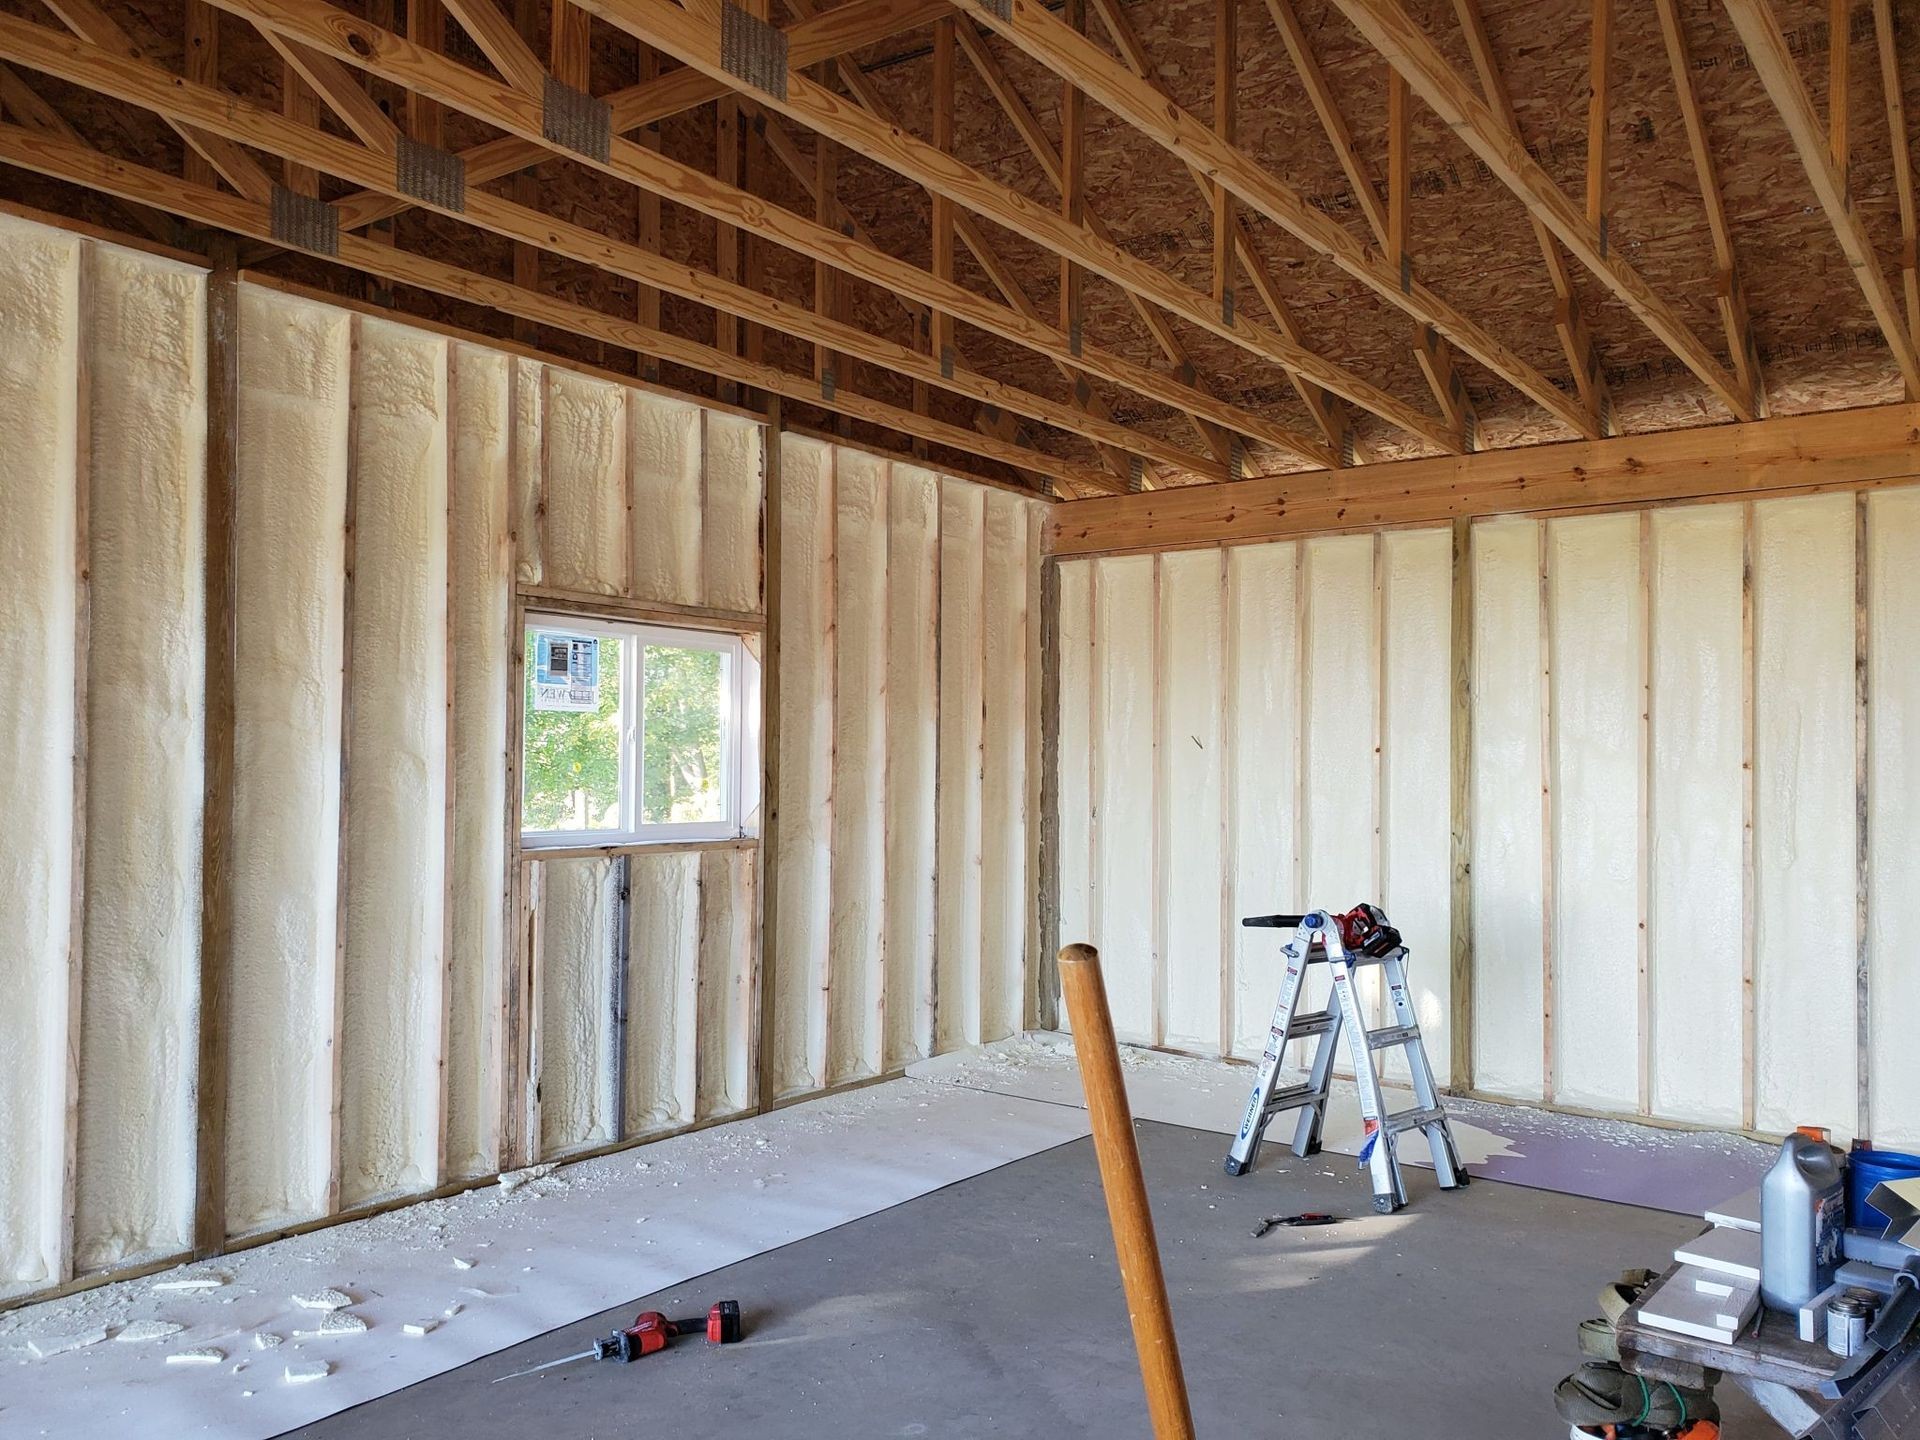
[1437,1095,1772,1216]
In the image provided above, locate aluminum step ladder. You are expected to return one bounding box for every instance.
[1224,905,1468,1213]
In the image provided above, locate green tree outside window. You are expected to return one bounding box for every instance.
[642,645,724,824]
[522,635,623,830]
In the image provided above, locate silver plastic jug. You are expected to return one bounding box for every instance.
[1759,1132,1845,1311]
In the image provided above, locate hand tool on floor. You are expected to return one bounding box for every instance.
[491,1300,743,1381]
[1250,1212,1340,1239]
[1227,904,1468,1214]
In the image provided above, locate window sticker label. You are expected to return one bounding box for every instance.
[532,630,600,712]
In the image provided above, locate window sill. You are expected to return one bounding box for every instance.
[518,835,759,862]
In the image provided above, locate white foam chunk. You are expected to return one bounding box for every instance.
[1799,1283,1846,1343]
[1675,1224,1762,1283]
[293,1311,368,1338]
[291,1288,353,1311]
[251,1332,283,1350]
[1638,1264,1758,1344]
[115,1320,185,1343]
[284,1361,332,1384]
[403,1319,439,1337]
[27,1328,109,1359]
[152,1271,227,1292]
[1705,1187,1761,1233]
[166,1347,226,1366]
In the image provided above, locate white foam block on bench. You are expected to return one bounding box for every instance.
[1798,1282,1846,1344]
[1675,1224,1763,1283]
[1639,1265,1760,1344]
[1704,1188,1760,1233]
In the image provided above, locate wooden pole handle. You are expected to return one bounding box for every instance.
[1058,943,1197,1440]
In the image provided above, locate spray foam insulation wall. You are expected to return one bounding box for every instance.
[338,319,450,1209]
[227,285,351,1235]
[528,848,758,1158]
[515,370,764,612]
[1055,536,1452,1069]
[1468,497,1917,1139]
[768,437,1043,1101]
[1869,490,1920,1151]
[0,226,774,1298]
[0,217,84,1296]
[1060,500,1920,1137]
[446,344,513,1181]
[0,217,215,1296]
[75,243,209,1272]
[1648,506,1745,1128]
[226,285,517,1236]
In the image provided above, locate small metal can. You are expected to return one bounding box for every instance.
[1827,1293,1873,1358]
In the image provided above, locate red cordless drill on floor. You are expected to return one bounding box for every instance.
[492,1300,743,1381]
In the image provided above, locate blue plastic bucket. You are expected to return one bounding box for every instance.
[1850,1147,1920,1230]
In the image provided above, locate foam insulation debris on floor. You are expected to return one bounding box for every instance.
[0,1077,1087,1439]
[907,1034,1772,1216]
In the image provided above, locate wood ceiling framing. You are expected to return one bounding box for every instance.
[0,0,1913,498]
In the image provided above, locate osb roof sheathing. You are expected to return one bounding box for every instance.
[0,0,1911,491]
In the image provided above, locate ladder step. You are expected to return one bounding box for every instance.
[1365,1024,1420,1050]
[1284,1010,1336,1040]
[1384,1105,1447,1136]
[1262,1083,1325,1118]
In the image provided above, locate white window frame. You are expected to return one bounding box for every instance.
[520,611,758,849]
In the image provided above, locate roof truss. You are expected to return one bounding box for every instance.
[0,0,1910,493]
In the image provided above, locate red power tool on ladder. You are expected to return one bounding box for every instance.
[492,1300,743,1381]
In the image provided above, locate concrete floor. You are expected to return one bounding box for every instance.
[288,1121,1786,1439]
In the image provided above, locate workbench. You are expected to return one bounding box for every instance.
[1615,1266,1920,1437]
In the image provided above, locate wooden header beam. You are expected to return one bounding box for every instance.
[1046,404,1920,556]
